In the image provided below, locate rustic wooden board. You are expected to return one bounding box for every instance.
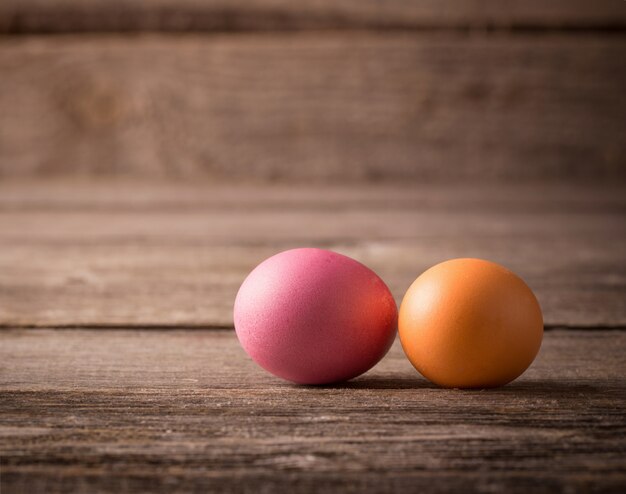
[1,329,625,493]
[0,182,624,328]
[1,34,624,181]
[1,0,625,34]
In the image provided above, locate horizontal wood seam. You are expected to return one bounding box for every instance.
[1,324,625,331]
[3,25,626,36]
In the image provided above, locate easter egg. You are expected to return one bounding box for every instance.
[234,248,398,384]
[399,258,543,388]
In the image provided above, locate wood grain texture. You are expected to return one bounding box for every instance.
[0,181,624,328]
[1,329,625,493]
[1,0,625,34]
[1,34,625,182]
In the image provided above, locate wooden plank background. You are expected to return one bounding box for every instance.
[1,3,626,492]
[1,1,622,325]
[1,1,625,181]
[0,181,624,328]
[1,329,625,493]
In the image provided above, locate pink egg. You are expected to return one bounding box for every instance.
[234,248,398,384]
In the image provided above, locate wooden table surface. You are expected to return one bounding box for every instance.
[1,181,625,493]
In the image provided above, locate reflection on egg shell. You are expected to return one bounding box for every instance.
[234,248,398,385]
[399,258,543,388]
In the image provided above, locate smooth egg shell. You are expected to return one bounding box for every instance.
[399,258,543,388]
[234,248,398,384]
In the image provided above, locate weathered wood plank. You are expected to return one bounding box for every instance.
[1,0,625,34]
[0,182,624,328]
[1,34,624,181]
[1,329,625,493]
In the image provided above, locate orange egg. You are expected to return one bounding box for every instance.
[399,258,543,388]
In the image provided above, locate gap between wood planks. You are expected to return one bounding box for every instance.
[2,0,626,36]
[3,25,626,36]
[1,324,625,331]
